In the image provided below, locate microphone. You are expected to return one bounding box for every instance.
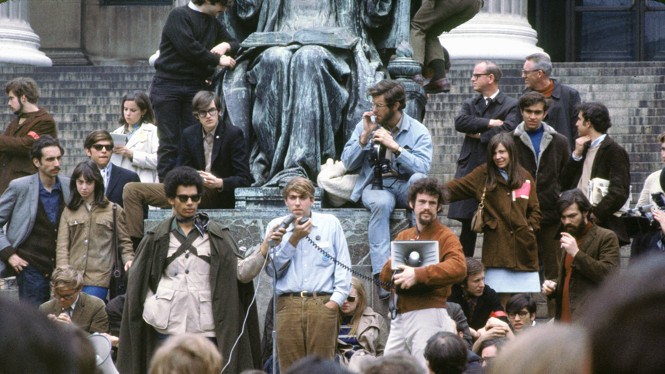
[268,214,296,247]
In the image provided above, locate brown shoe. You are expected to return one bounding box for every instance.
[424,77,451,94]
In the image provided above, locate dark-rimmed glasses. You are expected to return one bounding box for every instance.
[195,108,218,118]
[472,73,491,79]
[176,194,201,203]
[507,310,530,319]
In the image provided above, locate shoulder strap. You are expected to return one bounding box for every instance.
[164,230,210,269]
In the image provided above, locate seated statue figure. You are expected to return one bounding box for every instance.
[222,0,406,186]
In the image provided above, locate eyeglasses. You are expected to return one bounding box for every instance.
[507,310,530,319]
[521,69,539,75]
[346,296,356,302]
[372,102,388,109]
[195,108,218,118]
[91,144,113,151]
[55,290,78,301]
[176,194,201,203]
[471,73,491,79]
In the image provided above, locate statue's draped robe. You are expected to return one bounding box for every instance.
[223,0,395,185]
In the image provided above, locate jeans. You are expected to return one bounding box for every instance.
[82,286,108,302]
[150,76,210,180]
[361,173,427,274]
[16,264,50,306]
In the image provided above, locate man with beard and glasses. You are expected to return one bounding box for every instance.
[342,80,432,300]
[1,77,57,195]
[541,189,620,322]
[0,136,70,305]
[378,178,465,370]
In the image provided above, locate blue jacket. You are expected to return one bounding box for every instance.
[341,113,432,202]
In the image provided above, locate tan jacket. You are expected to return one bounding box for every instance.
[56,202,134,287]
[338,306,388,365]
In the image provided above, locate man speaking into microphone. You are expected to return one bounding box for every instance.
[261,177,351,371]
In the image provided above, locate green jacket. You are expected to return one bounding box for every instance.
[117,217,261,373]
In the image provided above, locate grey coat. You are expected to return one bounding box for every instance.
[0,173,71,275]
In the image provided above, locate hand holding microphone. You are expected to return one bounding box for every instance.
[268,214,296,247]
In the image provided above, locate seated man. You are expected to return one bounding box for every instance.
[123,90,251,245]
[342,80,432,299]
[39,266,109,334]
[118,166,262,373]
[448,257,504,332]
[505,293,537,334]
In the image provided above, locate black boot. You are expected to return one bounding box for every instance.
[424,59,451,94]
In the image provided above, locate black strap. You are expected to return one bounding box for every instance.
[111,204,122,278]
[659,167,665,193]
[164,230,211,269]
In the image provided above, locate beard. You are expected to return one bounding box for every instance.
[416,211,435,227]
[13,102,23,116]
[564,220,586,237]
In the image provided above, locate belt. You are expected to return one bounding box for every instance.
[282,291,332,298]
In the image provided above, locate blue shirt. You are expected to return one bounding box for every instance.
[265,211,351,306]
[39,177,63,225]
[526,125,545,159]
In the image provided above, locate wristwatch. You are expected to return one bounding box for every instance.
[395,146,404,157]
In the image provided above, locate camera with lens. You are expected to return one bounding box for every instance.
[369,141,391,190]
[624,192,665,236]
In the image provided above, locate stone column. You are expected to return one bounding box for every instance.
[0,0,51,66]
[439,0,542,62]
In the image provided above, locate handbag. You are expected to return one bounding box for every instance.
[109,203,127,300]
[471,185,487,233]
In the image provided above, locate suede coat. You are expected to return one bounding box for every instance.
[117,218,261,374]
[447,163,542,271]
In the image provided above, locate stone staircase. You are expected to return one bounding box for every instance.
[0,62,663,315]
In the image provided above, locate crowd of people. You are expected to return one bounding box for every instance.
[0,1,663,373]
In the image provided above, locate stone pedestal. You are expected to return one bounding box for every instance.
[439,0,542,62]
[0,0,51,66]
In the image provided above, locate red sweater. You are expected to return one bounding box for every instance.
[379,220,466,314]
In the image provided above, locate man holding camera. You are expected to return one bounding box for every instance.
[378,178,466,370]
[341,80,432,299]
[630,132,665,258]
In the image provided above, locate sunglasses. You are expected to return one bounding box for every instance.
[176,194,201,203]
[346,296,356,302]
[91,144,113,151]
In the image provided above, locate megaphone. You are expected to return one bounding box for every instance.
[390,240,439,270]
[88,333,119,374]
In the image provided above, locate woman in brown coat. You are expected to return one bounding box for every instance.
[56,161,134,301]
[446,133,541,302]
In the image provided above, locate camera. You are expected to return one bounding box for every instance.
[624,192,665,236]
[369,141,391,190]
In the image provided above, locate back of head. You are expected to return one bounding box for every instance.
[149,333,222,374]
[424,331,468,374]
[580,255,665,374]
[361,353,425,374]
[488,324,590,374]
[0,297,82,373]
[285,356,352,374]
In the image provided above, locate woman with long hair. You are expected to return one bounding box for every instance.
[56,160,134,301]
[337,277,388,372]
[111,91,159,183]
[446,132,541,303]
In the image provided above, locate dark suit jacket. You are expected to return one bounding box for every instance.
[448,91,520,219]
[560,135,630,243]
[448,283,504,330]
[106,164,140,207]
[39,292,109,333]
[178,118,251,208]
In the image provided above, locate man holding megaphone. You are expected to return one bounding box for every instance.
[379,177,466,370]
